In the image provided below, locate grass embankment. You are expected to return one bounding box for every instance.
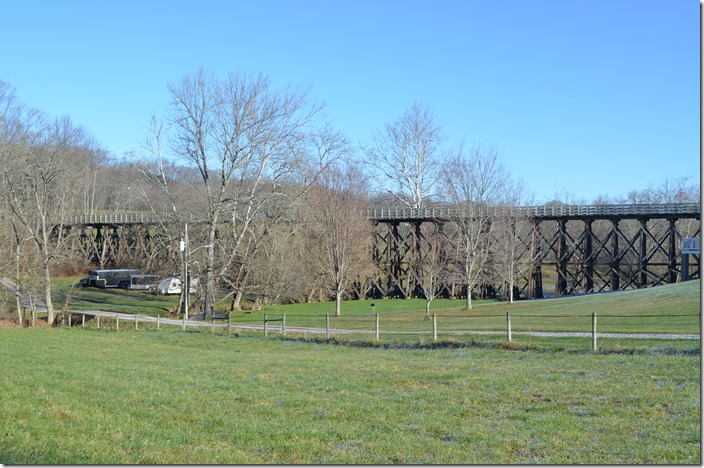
[0,328,700,464]
[40,278,700,350]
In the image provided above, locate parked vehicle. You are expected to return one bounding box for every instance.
[157,277,199,295]
[122,274,160,290]
[79,269,140,288]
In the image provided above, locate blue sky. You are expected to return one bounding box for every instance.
[1,0,699,203]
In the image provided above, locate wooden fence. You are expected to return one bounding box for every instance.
[67,311,699,352]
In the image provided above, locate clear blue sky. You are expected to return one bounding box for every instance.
[1,0,700,203]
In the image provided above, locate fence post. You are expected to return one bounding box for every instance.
[375,313,380,341]
[432,314,437,342]
[67,313,71,328]
[506,312,512,342]
[592,313,597,351]
[82,314,85,327]
[326,314,330,339]
[157,315,160,330]
[97,315,100,329]
[264,313,268,337]
[135,315,138,331]
[116,316,120,332]
[282,314,286,336]
[228,312,232,334]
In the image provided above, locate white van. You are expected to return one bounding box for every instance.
[157,277,199,295]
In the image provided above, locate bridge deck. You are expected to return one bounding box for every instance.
[59,203,701,225]
[369,203,700,222]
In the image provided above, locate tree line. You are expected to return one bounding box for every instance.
[0,71,699,324]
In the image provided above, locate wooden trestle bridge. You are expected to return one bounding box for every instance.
[61,203,700,300]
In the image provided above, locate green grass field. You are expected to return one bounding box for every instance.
[0,280,701,463]
[0,328,699,464]
[50,277,700,333]
[31,277,701,352]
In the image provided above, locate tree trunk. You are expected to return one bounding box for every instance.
[204,221,217,321]
[509,280,514,304]
[335,288,342,316]
[231,289,243,311]
[15,240,22,325]
[43,259,55,324]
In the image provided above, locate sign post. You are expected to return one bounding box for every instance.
[681,238,700,281]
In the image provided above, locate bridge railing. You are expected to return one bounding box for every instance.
[367,203,700,220]
[59,213,211,225]
[57,203,700,225]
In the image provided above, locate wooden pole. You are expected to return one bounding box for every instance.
[375,313,380,341]
[157,315,160,330]
[592,313,597,351]
[326,314,330,339]
[228,312,232,334]
[116,316,120,332]
[135,315,138,331]
[82,314,85,327]
[96,315,100,329]
[264,313,268,337]
[282,314,286,336]
[432,314,437,342]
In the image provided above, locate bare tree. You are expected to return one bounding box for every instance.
[0,110,92,324]
[443,144,509,310]
[493,179,533,303]
[305,160,374,316]
[621,176,700,204]
[364,103,446,209]
[415,223,451,319]
[161,69,333,319]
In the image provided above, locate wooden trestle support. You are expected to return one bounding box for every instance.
[369,206,700,300]
[62,205,700,300]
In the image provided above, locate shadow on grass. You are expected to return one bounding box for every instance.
[255,334,701,356]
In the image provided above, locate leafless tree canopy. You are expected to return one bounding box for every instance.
[364,103,447,209]
[0,75,699,323]
[305,160,374,316]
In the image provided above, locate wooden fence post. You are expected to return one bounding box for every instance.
[157,315,160,330]
[592,313,597,351]
[116,316,120,332]
[97,315,100,329]
[432,314,437,342]
[375,313,380,341]
[282,314,286,336]
[82,314,85,327]
[506,312,512,342]
[228,312,232,334]
[135,315,138,331]
[264,313,268,337]
[326,314,330,339]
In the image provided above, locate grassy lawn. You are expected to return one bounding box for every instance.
[49,278,700,336]
[50,277,178,316]
[0,328,700,464]
[15,277,695,354]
